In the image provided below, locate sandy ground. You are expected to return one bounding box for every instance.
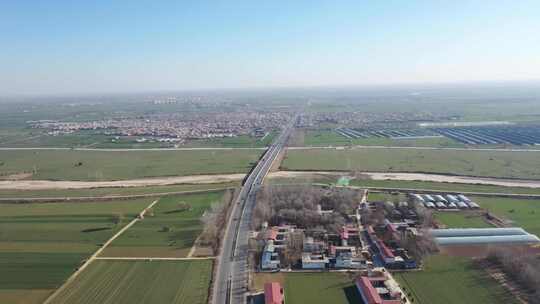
[0,173,245,190]
[4,170,540,191]
[267,171,540,188]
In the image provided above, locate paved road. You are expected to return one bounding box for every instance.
[288,145,540,152]
[211,115,297,304]
[0,147,265,151]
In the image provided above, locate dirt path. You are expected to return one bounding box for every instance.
[94,257,215,261]
[268,171,540,188]
[0,173,245,190]
[0,187,236,203]
[42,199,159,304]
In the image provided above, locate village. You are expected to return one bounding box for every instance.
[252,186,540,304]
[28,111,292,143]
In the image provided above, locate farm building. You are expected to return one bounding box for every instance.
[355,268,408,304]
[301,253,328,269]
[411,192,479,209]
[264,282,285,304]
[431,227,540,245]
[331,245,368,269]
[261,242,280,270]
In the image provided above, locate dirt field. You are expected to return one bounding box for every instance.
[268,171,540,188]
[0,173,245,190]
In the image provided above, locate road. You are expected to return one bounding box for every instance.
[0,147,265,151]
[288,145,540,152]
[211,115,297,304]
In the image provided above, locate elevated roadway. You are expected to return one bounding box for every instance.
[211,115,297,304]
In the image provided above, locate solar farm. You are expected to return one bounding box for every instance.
[431,125,540,145]
[336,127,443,139]
[335,125,540,146]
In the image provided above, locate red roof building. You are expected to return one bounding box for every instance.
[266,229,278,241]
[264,282,284,304]
[355,276,403,304]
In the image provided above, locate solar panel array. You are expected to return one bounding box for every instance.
[431,125,540,145]
[335,125,540,145]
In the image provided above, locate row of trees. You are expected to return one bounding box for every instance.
[486,247,540,303]
[199,189,236,253]
[252,185,361,233]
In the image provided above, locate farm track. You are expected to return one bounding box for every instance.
[0,187,236,203]
[42,199,159,304]
[95,257,214,261]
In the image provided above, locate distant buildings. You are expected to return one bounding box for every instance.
[29,111,291,144]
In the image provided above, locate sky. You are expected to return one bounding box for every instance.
[1,0,539,95]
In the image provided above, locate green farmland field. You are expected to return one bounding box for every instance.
[255,272,360,304]
[103,191,227,257]
[474,196,540,237]
[394,255,516,304]
[281,147,540,179]
[434,212,492,228]
[49,260,212,304]
[284,273,360,304]
[0,149,262,180]
[0,198,153,304]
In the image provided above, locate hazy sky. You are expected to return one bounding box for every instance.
[1,0,539,95]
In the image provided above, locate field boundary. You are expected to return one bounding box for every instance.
[95,257,215,260]
[42,199,159,304]
[337,185,540,199]
[0,187,237,203]
[271,182,540,199]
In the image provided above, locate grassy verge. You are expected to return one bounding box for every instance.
[0,182,239,199]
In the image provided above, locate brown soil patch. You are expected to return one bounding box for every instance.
[0,173,245,190]
[192,246,214,257]
[0,289,53,304]
[0,172,33,181]
[252,273,286,291]
[440,244,540,258]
